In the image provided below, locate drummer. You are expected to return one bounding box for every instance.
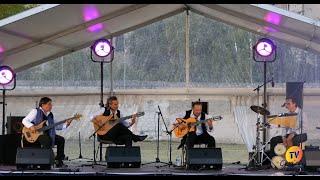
[269,97,307,157]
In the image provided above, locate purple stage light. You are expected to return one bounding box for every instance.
[0,66,15,86]
[254,38,276,57]
[83,5,104,33]
[91,38,113,58]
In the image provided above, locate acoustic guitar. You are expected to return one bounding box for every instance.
[173,116,222,138]
[92,112,145,136]
[22,114,82,143]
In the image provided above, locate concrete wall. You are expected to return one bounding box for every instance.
[1,87,320,146]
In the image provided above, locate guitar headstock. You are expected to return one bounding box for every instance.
[212,115,223,121]
[136,112,145,117]
[73,113,83,120]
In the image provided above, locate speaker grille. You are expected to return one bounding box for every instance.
[186,148,223,169]
[16,148,54,167]
[105,146,141,168]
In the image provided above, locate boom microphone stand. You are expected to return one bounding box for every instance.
[81,115,109,167]
[248,78,274,169]
[157,105,175,167]
[142,106,169,168]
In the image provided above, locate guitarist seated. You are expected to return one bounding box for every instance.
[22,97,72,168]
[176,101,216,149]
[90,96,147,147]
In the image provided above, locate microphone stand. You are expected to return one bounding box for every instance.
[142,106,169,168]
[69,132,92,161]
[157,105,175,167]
[249,78,273,168]
[81,115,109,167]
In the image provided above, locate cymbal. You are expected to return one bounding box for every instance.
[267,113,297,118]
[250,105,270,115]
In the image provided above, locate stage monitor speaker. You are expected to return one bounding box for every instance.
[304,150,320,171]
[286,82,304,109]
[0,134,21,165]
[7,116,25,135]
[16,148,54,170]
[186,148,223,170]
[105,146,141,168]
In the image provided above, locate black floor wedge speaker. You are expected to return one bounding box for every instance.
[186,148,223,170]
[105,146,141,168]
[0,134,21,165]
[16,148,54,170]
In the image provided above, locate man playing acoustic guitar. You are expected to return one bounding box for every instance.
[22,97,73,168]
[90,96,147,147]
[175,101,216,149]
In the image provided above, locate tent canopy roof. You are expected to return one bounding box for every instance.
[1,4,319,72]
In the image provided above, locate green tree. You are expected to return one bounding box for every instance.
[0,4,38,20]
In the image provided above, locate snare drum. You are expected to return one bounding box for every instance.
[274,143,287,156]
[271,156,286,170]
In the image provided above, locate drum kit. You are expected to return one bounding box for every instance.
[249,105,302,170]
[271,143,286,169]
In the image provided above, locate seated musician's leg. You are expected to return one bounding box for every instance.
[114,134,133,147]
[37,134,52,149]
[23,137,41,148]
[115,123,147,142]
[206,136,216,148]
[186,132,197,149]
[54,135,67,167]
[106,123,123,138]
[177,135,187,149]
[197,133,216,148]
[104,123,146,143]
[55,135,65,161]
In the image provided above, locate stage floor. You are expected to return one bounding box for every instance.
[1,160,320,176]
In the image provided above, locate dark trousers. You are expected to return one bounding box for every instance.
[98,123,137,147]
[186,132,216,149]
[23,134,65,161]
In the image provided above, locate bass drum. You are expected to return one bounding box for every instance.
[271,156,286,170]
[274,143,287,156]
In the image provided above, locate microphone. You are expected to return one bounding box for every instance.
[271,77,275,87]
[281,103,286,107]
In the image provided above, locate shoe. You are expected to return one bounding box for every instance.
[133,135,148,142]
[137,135,147,141]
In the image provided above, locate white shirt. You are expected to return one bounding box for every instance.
[286,107,306,135]
[90,107,131,128]
[22,107,67,130]
[189,110,213,136]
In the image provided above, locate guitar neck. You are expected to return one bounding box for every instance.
[114,112,144,123]
[39,117,74,132]
[193,116,222,126]
[117,114,136,122]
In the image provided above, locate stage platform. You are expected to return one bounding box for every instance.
[1,160,320,176]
